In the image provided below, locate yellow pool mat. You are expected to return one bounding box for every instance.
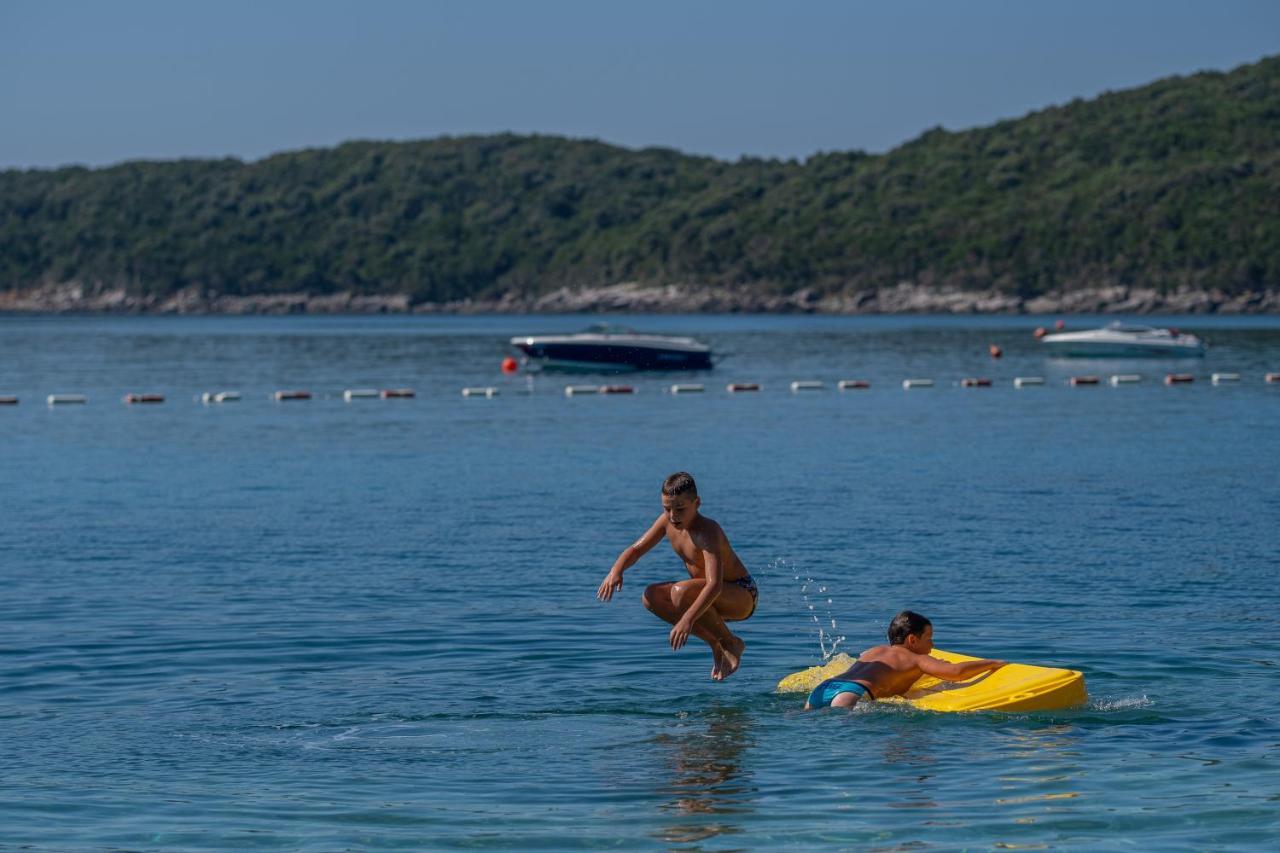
[777,649,1086,712]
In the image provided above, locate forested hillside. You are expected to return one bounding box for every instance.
[2,55,1278,306]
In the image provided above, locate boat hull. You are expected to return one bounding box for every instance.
[513,341,713,372]
[1042,342,1205,358]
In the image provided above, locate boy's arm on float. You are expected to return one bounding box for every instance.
[916,654,1006,682]
[597,514,667,601]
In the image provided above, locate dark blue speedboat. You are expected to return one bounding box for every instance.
[510,324,713,372]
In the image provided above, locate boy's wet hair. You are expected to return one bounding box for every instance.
[662,471,698,498]
[887,611,932,645]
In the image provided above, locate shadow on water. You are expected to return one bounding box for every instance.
[650,705,757,847]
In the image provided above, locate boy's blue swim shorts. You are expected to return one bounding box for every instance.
[806,678,872,709]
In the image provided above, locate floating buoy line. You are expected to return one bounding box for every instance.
[5,372,1278,410]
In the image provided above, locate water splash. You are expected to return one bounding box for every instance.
[1091,695,1153,711]
[769,558,845,660]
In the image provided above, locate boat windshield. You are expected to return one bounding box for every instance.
[1105,322,1159,334]
[583,323,639,336]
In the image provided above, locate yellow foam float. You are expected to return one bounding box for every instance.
[777,650,1086,712]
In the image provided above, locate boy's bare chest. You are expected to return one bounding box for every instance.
[666,532,704,567]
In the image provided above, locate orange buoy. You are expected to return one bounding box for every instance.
[960,378,992,388]
[1033,327,1047,339]
[1164,374,1194,385]
[501,357,519,375]
[989,344,1003,359]
[1069,376,1100,386]
[727,383,761,392]
[599,385,635,394]
[124,393,165,404]
[380,388,415,399]
[1054,319,1066,331]
[1265,373,1279,384]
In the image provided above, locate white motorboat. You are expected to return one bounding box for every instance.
[510,324,713,371]
[1040,322,1206,358]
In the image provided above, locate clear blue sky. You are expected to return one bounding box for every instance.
[2,0,1277,169]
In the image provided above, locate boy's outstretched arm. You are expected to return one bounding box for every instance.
[915,654,1006,682]
[597,515,667,602]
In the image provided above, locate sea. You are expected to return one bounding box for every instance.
[2,313,1279,850]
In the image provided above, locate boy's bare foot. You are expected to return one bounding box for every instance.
[718,635,746,680]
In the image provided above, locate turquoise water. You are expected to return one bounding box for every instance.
[2,314,1279,849]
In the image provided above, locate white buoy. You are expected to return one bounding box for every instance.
[565,385,600,396]
[462,387,499,398]
[202,391,241,404]
[47,394,88,405]
[837,380,870,390]
[1013,376,1044,388]
[1109,374,1142,386]
[670,383,705,394]
[902,379,934,389]
[790,381,824,392]
[1211,373,1240,385]
[343,389,378,401]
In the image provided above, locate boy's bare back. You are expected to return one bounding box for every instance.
[838,644,944,699]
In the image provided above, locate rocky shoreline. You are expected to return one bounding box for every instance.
[2,281,1278,315]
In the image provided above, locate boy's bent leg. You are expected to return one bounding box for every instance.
[667,580,752,680]
[643,582,725,651]
[693,582,753,679]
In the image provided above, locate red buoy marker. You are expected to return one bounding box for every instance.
[501,357,519,375]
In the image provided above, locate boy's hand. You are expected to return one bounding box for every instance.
[669,617,693,650]
[597,571,623,602]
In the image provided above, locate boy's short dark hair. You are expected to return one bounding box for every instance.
[662,471,698,498]
[887,611,932,645]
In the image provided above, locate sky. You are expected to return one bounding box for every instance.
[1,0,1278,170]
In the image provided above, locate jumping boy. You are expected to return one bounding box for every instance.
[596,472,757,680]
[804,611,1005,709]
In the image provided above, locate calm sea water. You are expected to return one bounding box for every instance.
[2,313,1279,850]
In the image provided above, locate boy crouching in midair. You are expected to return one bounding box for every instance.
[597,472,757,680]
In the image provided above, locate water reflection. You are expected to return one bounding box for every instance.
[881,723,940,813]
[651,706,756,846]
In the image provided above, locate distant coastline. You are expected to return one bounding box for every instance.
[2,281,1277,315]
[4,57,1279,314]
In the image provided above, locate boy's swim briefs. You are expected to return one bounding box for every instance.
[806,678,872,709]
[732,574,758,617]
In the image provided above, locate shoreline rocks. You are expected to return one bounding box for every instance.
[1,280,1277,315]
